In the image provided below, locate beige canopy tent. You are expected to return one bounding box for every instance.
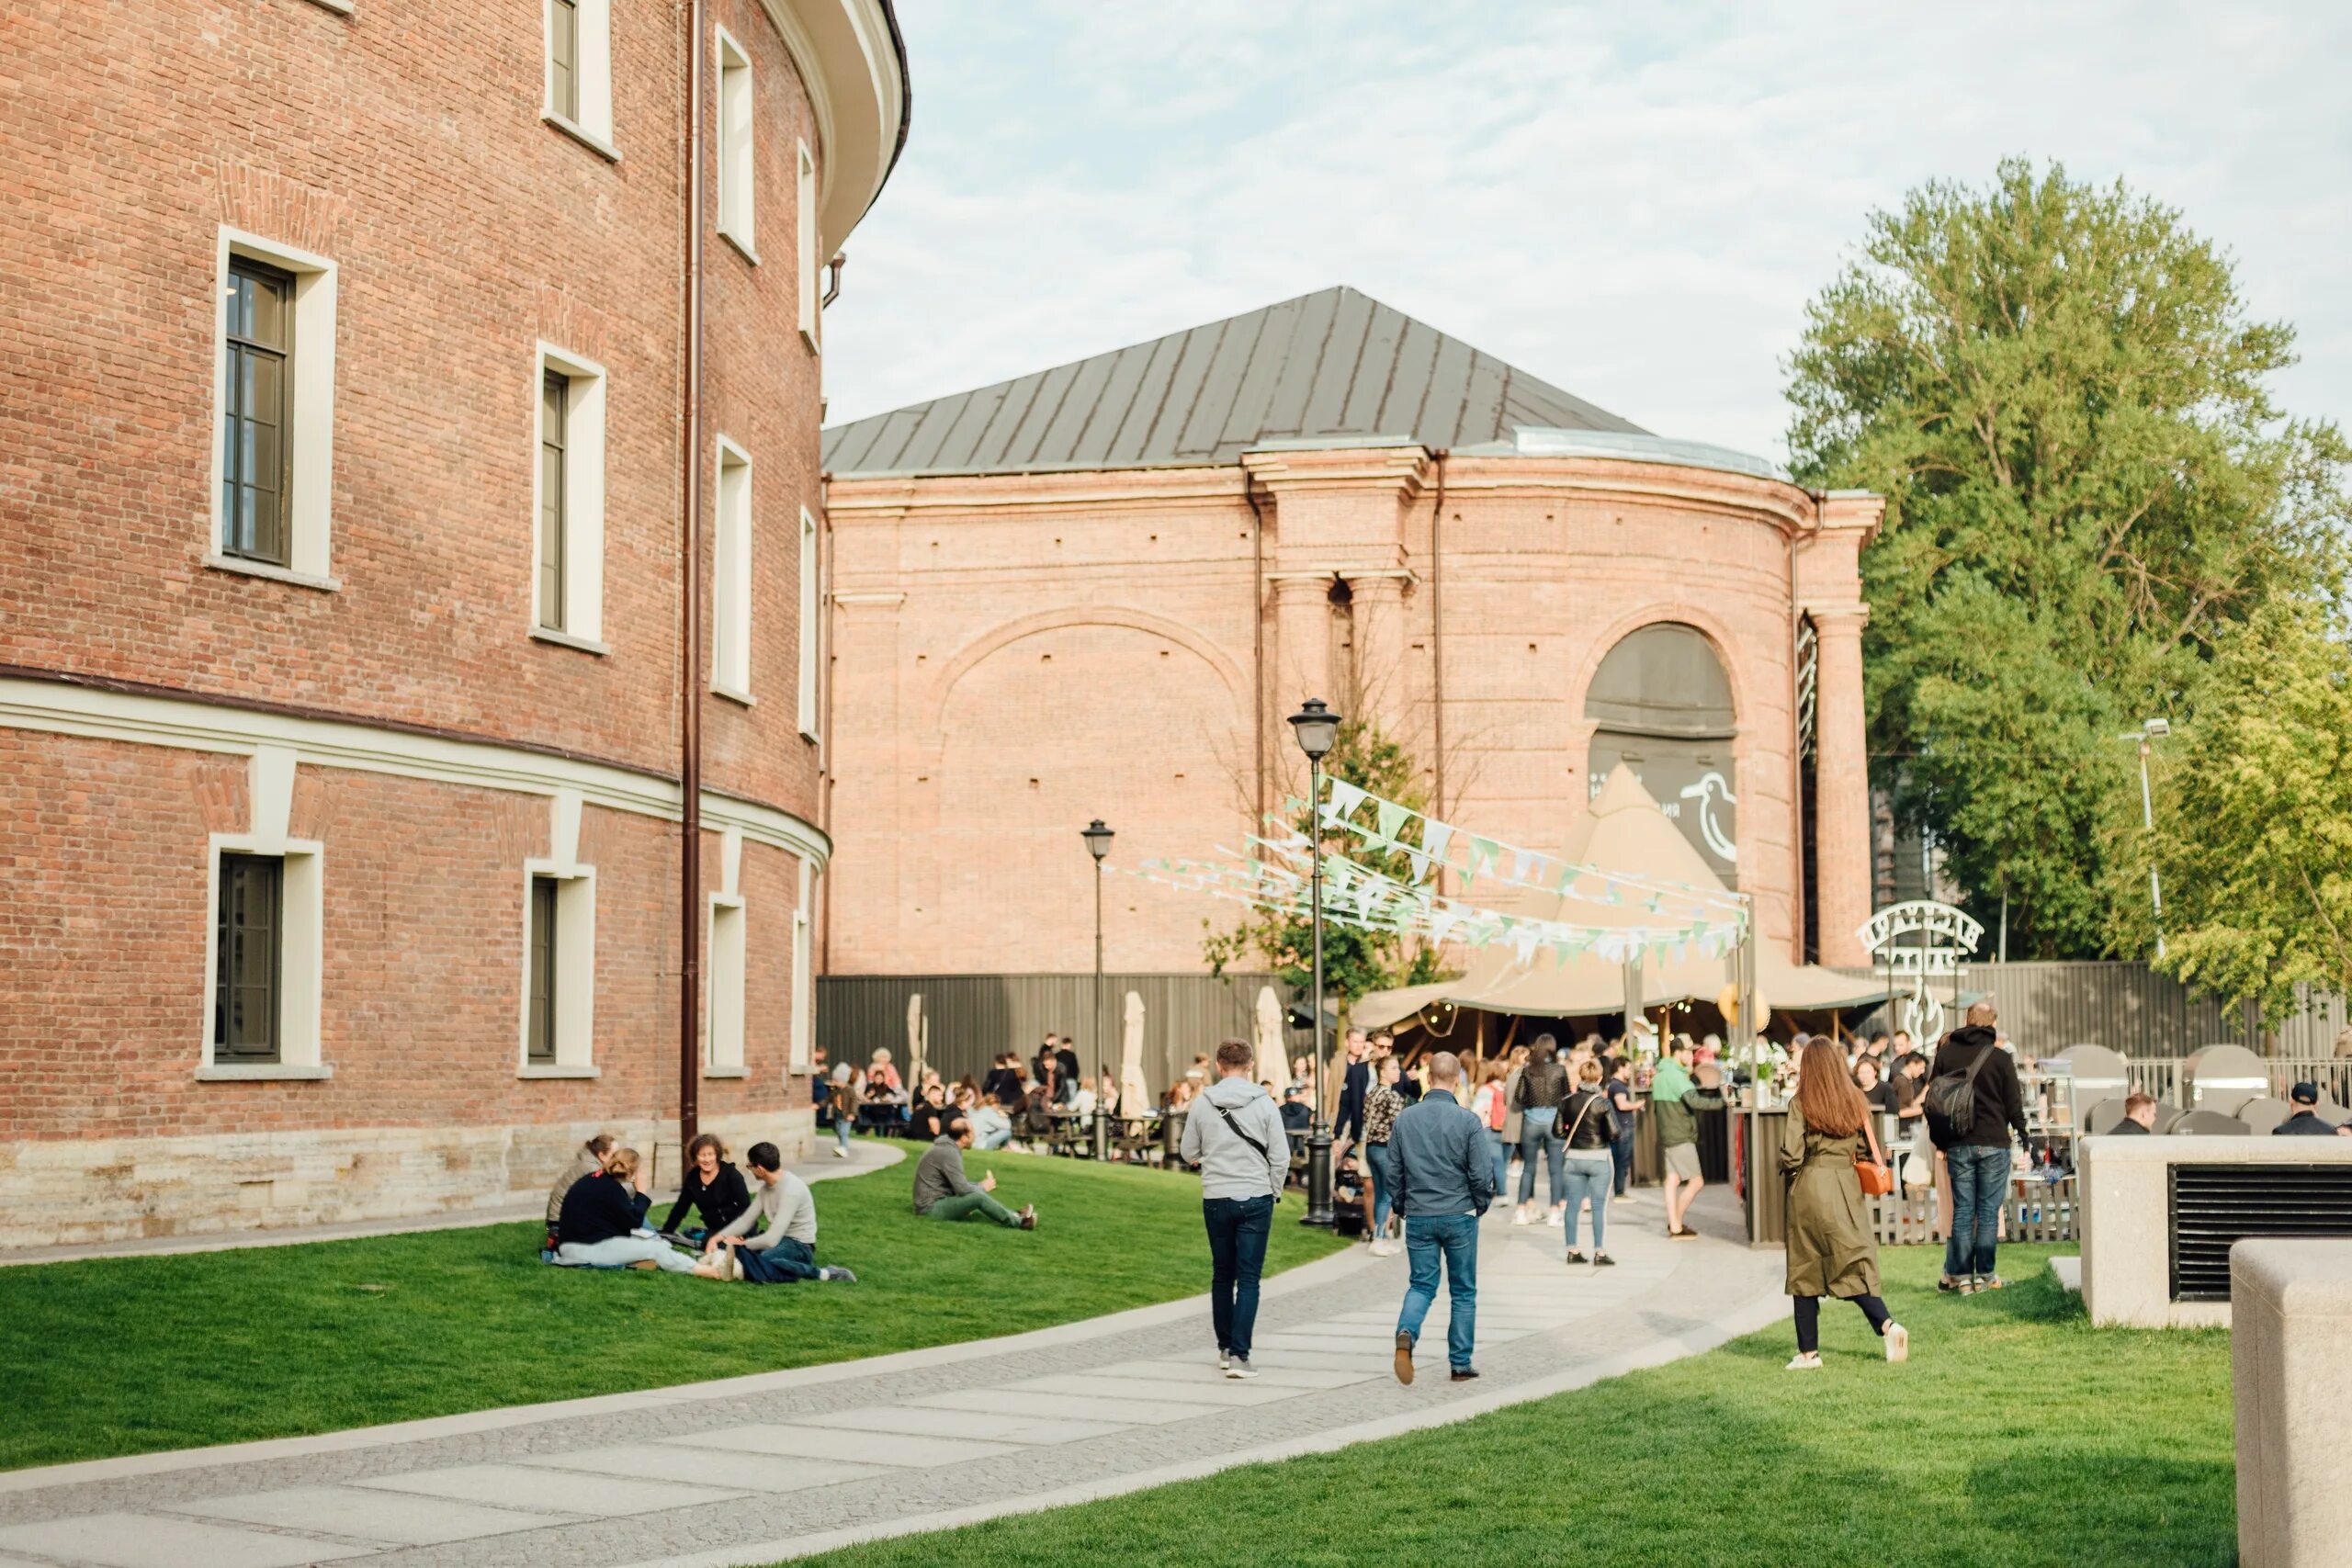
[1355,768,1886,1032]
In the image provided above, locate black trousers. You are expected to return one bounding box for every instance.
[1793,1292,1890,1352]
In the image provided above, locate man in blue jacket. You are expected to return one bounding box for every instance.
[1387,1051,1495,1383]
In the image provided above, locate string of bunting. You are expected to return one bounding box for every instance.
[1300,774,1747,921]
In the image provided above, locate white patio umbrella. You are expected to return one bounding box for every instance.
[1119,990,1150,1114]
[1254,985,1283,1084]
[905,993,925,1086]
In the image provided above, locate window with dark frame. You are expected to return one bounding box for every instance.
[539,370,569,630]
[526,874,559,1064]
[548,0,580,122]
[214,854,284,1062]
[221,260,294,567]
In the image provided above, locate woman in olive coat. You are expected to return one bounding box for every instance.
[1779,1039,1910,1370]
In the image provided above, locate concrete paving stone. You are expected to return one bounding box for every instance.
[1234,1348,1391,1372]
[1101,1359,1374,1390]
[1007,1373,1294,1406]
[793,1406,1130,1444]
[662,1424,1024,1467]
[170,1484,561,1545]
[1247,1331,1385,1352]
[904,1389,1225,1426]
[1281,1322,1411,1340]
[356,1463,743,1517]
[514,1446,898,1493]
[0,1513,373,1568]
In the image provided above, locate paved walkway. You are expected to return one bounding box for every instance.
[0,1189,1782,1568]
[0,1144,903,1269]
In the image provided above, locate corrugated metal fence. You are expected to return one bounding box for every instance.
[817,973,1303,1093]
[1834,961,2348,1056]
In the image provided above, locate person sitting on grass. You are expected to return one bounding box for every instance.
[907,1081,952,1143]
[545,1132,616,1249]
[555,1148,697,1273]
[913,1115,1035,1229]
[657,1132,751,1246]
[970,1094,1015,1151]
[700,1141,857,1283]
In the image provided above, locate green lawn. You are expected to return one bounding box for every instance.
[803,1245,2235,1568]
[0,1145,1344,1473]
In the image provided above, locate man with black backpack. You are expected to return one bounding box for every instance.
[1181,1038,1289,1379]
[1926,1001,2030,1294]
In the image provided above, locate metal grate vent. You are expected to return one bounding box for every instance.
[2168,1163,2352,1302]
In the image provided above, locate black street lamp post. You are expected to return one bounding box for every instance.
[1288,698,1340,1227]
[1081,818,1114,1162]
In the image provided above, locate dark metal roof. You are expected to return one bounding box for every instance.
[821,286,1647,476]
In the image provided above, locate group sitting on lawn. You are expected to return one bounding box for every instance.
[541,1133,856,1284]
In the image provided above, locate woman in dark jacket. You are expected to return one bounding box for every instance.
[1557,1057,1617,1266]
[1509,1036,1570,1224]
[1779,1041,1909,1370]
[660,1134,752,1243]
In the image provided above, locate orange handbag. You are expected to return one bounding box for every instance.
[1853,1121,1894,1196]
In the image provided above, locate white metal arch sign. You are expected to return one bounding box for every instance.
[1858,900,1983,1043]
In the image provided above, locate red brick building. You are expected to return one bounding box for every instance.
[0,0,907,1246]
[820,288,1881,984]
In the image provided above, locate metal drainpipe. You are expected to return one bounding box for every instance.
[679,0,707,1147]
[819,473,835,975]
[1428,449,1449,829]
[1241,462,1266,827]
[1788,494,1814,962]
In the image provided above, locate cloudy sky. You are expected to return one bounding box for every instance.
[820,0,2349,465]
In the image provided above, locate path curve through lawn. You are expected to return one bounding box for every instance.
[0,1190,1781,1568]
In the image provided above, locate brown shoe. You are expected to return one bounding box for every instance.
[628,1258,660,1270]
[1393,1330,1415,1385]
[1019,1205,1038,1231]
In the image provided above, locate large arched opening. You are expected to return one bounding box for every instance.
[1583,621,1739,883]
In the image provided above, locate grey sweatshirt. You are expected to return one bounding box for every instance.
[712,1169,816,1251]
[911,1136,978,1213]
[1180,1076,1288,1201]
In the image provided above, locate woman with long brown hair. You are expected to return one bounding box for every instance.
[1779,1039,1909,1370]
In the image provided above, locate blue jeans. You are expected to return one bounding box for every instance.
[1517,1108,1564,1206]
[833,1115,852,1155]
[1397,1213,1480,1371]
[1561,1155,1611,1252]
[1485,1129,1510,1196]
[739,1235,823,1283]
[1368,1142,1396,1235]
[1204,1194,1275,1360]
[1610,1133,1636,1197]
[1944,1144,2012,1278]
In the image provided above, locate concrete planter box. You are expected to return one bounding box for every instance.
[2233,1239,2352,1568]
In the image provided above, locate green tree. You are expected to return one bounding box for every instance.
[1786,157,2346,957]
[1204,718,1443,1009]
[2145,600,2352,1021]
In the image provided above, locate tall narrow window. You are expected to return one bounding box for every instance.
[526,874,559,1064]
[538,371,569,630]
[548,0,580,122]
[713,438,752,699]
[716,28,755,255]
[214,854,285,1062]
[796,140,818,347]
[707,899,745,1072]
[221,261,294,567]
[797,506,820,738]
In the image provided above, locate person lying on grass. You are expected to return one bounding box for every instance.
[698,1142,856,1283]
[913,1115,1037,1229]
[554,1147,698,1273]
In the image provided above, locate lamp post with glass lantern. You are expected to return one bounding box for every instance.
[1081,819,1114,1161]
[1288,698,1340,1227]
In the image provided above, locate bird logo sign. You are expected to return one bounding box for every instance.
[1678,773,1737,863]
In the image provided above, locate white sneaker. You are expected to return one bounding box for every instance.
[1226,1359,1258,1380]
[832,1146,848,1159]
[1547,1209,1565,1227]
[1218,1347,1231,1371]
[1883,1322,1910,1363]
[1785,1351,1823,1371]
[1511,1211,1531,1226]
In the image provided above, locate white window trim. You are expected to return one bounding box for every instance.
[209,228,339,586]
[715,26,758,262]
[544,0,616,157]
[706,893,747,1076]
[789,858,815,1074]
[712,434,754,704]
[533,343,607,645]
[797,505,820,739]
[517,862,598,1077]
[198,835,328,1079]
[796,139,819,351]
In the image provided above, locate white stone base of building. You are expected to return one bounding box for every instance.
[0,1108,816,1251]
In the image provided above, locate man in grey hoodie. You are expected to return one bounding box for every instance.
[1180,1037,1289,1379]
